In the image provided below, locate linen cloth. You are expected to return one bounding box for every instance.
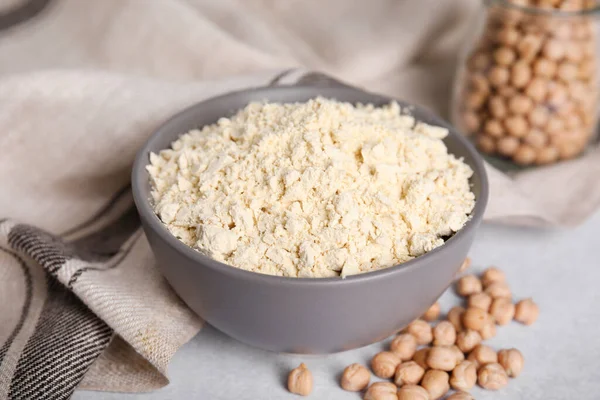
[1,0,599,398]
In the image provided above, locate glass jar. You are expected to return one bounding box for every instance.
[452,0,599,166]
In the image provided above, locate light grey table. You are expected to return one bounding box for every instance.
[75,211,600,400]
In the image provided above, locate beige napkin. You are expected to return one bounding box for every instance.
[1,0,599,397]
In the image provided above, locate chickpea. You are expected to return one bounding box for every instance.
[524,129,548,148]
[536,146,560,165]
[513,144,537,165]
[450,360,477,391]
[578,59,595,80]
[364,382,398,400]
[456,330,482,353]
[498,85,517,97]
[469,73,491,94]
[446,392,474,400]
[433,321,457,346]
[447,306,466,333]
[465,91,487,110]
[533,58,558,78]
[511,61,532,88]
[565,44,584,62]
[288,363,313,396]
[478,363,509,390]
[462,307,490,331]
[461,112,480,133]
[488,96,508,119]
[421,370,450,400]
[406,320,433,345]
[546,116,566,134]
[488,66,510,87]
[485,281,512,299]
[480,318,497,340]
[514,298,540,325]
[458,257,471,273]
[413,348,430,370]
[489,298,516,325]
[508,94,533,115]
[371,351,402,379]
[505,115,529,138]
[517,34,543,61]
[552,22,572,39]
[524,77,548,102]
[557,62,579,82]
[528,105,549,127]
[341,363,370,392]
[476,135,496,154]
[496,26,520,46]
[450,345,465,363]
[468,345,498,367]
[394,361,425,386]
[498,348,525,377]
[468,292,493,311]
[391,334,418,360]
[423,302,441,322]
[497,137,520,157]
[481,267,505,287]
[456,275,483,297]
[494,47,517,66]
[542,38,566,60]
[397,384,430,400]
[427,346,459,371]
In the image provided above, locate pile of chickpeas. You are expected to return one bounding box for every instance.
[287,260,540,399]
[455,0,598,165]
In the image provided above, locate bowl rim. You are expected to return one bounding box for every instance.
[132,85,489,287]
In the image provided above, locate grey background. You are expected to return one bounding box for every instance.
[74,211,600,400]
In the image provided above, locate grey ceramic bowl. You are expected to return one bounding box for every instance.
[132,85,489,354]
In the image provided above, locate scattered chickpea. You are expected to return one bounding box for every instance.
[427,346,459,371]
[458,257,471,274]
[462,307,490,331]
[390,334,418,361]
[288,363,313,396]
[433,321,457,346]
[456,330,482,353]
[450,345,465,363]
[364,382,398,400]
[394,361,425,386]
[480,318,497,340]
[413,348,430,370]
[498,348,525,377]
[447,306,466,333]
[340,363,370,392]
[397,384,430,400]
[423,302,441,322]
[468,292,492,311]
[456,275,483,297]
[406,320,433,345]
[450,360,477,391]
[485,282,512,299]
[478,363,509,390]
[446,391,474,400]
[371,351,402,379]
[468,344,498,368]
[421,370,450,400]
[514,298,540,325]
[490,298,516,325]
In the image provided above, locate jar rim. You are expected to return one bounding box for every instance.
[486,0,600,17]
